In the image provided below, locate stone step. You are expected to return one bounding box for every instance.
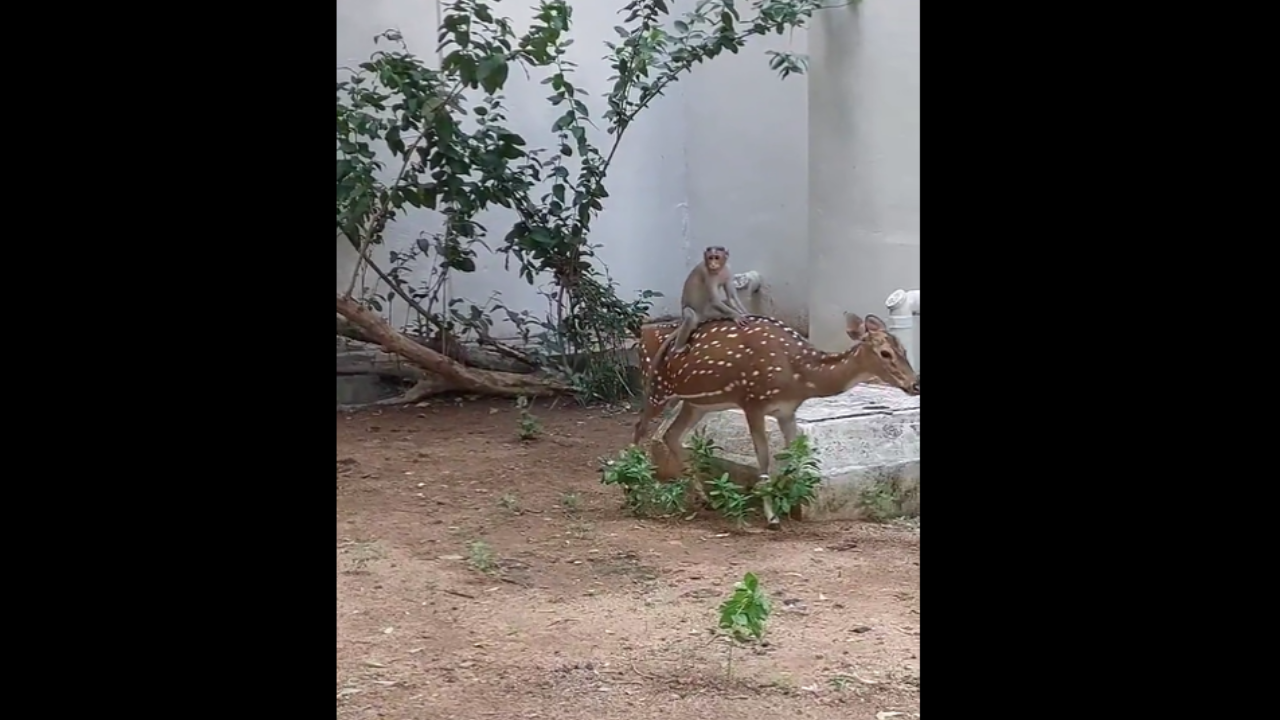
[663,383,920,520]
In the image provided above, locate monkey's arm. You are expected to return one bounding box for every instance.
[706,297,747,319]
[722,280,750,316]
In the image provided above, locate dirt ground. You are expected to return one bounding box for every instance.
[337,400,920,720]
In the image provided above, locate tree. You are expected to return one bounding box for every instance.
[336,0,830,403]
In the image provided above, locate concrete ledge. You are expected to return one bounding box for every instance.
[660,384,920,520]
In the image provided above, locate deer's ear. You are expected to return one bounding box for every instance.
[863,314,887,333]
[844,312,865,339]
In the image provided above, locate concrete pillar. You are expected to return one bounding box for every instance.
[807,0,920,351]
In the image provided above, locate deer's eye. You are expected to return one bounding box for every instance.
[879,350,893,360]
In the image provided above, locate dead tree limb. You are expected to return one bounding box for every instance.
[336,295,572,398]
[350,251,540,369]
[336,315,533,373]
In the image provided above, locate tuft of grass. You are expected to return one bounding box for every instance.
[515,396,542,441]
[560,492,581,514]
[467,540,498,574]
[827,674,854,692]
[566,520,593,538]
[499,493,521,513]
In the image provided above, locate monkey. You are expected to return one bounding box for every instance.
[645,246,750,382]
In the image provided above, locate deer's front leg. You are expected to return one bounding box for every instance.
[662,401,709,505]
[743,407,780,529]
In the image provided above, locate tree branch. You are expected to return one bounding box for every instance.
[336,294,572,398]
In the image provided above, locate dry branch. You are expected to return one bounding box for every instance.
[336,295,572,398]
[336,315,533,374]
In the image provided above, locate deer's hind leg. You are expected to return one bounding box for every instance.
[743,406,782,529]
[776,412,806,522]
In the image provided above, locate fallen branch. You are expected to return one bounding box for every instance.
[336,295,573,398]
[337,316,533,374]
[347,250,540,370]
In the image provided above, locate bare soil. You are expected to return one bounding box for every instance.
[337,400,920,720]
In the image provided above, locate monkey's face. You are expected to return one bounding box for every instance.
[703,250,727,273]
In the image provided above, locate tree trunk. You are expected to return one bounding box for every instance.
[336,295,572,398]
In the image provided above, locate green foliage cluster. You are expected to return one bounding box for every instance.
[600,445,690,517]
[717,570,772,678]
[687,430,822,527]
[600,430,823,527]
[718,571,771,642]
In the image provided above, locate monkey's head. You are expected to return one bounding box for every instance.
[703,246,729,273]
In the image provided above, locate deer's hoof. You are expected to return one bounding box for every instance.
[766,519,782,531]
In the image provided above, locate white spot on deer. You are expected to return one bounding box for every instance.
[752,370,760,376]
[726,333,739,339]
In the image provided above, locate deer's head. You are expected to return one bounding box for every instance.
[846,313,920,396]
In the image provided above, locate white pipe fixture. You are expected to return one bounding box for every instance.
[885,288,920,370]
[885,288,920,317]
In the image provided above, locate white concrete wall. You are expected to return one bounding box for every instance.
[685,31,809,329]
[807,0,920,351]
[336,0,809,336]
[337,1,919,345]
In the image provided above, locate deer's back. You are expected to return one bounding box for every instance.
[642,317,814,405]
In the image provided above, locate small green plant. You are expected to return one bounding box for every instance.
[650,477,690,515]
[467,540,497,574]
[717,571,772,679]
[859,484,900,522]
[754,435,823,520]
[560,492,581,514]
[600,446,688,517]
[499,493,521,513]
[687,429,721,478]
[515,396,542,441]
[706,473,754,528]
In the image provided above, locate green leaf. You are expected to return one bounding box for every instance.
[385,126,405,156]
[478,54,510,95]
[673,20,689,33]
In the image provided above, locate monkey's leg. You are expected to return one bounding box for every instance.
[668,307,698,354]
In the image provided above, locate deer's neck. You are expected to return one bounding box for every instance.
[797,343,879,398]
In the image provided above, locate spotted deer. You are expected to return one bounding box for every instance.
[633,312,919,529]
